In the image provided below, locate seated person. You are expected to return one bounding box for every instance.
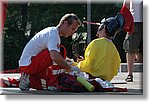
[76,15,124,82]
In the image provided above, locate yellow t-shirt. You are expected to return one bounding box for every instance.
[77,37,121,81]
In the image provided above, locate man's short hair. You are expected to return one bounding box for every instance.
[59,13,81,26]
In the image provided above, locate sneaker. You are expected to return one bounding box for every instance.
[19,72,30,91]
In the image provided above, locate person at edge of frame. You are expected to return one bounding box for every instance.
[123,0,143,82]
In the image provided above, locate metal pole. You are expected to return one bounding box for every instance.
[87,0,91,44]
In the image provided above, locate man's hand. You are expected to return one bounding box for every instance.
[65,58,74,65]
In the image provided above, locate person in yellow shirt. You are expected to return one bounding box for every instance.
[77,14,124,81]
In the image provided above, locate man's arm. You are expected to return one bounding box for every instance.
[50,50,71,70]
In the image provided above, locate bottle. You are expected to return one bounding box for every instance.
[77,76,95,92]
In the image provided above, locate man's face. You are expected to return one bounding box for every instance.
[63,20,79,38]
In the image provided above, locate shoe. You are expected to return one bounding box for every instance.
[19,72,30,91]
[125,75,133,82]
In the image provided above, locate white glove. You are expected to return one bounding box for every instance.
[70,66,80,72]
[66,58,74,65]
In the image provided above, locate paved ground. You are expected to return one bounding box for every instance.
[0,63,143,95]
[0,72,143,95]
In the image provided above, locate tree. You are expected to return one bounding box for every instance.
[3,4,29,70]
